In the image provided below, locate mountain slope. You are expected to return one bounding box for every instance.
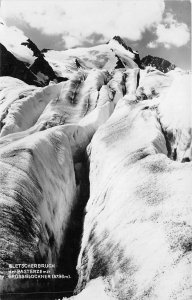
[43,36,140,79]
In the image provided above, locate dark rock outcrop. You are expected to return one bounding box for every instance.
[41,48,52,53]
[21,38,43,59]
[21,40,68,84]
[0,43,43,86]
[29,56,68,84]
[141,55,176,73]
[0,42,67,86]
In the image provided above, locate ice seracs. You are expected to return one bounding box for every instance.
[73,72,192,300]
[0,88,115,295]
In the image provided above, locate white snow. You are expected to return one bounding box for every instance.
[0,23,35,64]
[44,41,137,78]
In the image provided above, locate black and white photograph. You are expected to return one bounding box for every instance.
[0,0,191,299]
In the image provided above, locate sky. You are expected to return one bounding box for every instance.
[0,0,191,70]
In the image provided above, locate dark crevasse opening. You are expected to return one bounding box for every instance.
[53,152,90,299]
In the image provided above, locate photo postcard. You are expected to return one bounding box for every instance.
[0,0,191,299]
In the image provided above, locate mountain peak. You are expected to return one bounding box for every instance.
[111,36,134,54]
[107,36,141,67]
[141,55,176,73]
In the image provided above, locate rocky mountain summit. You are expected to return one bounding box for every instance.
[141,55,176,73]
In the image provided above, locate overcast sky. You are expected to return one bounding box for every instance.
[0,0,191,69]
